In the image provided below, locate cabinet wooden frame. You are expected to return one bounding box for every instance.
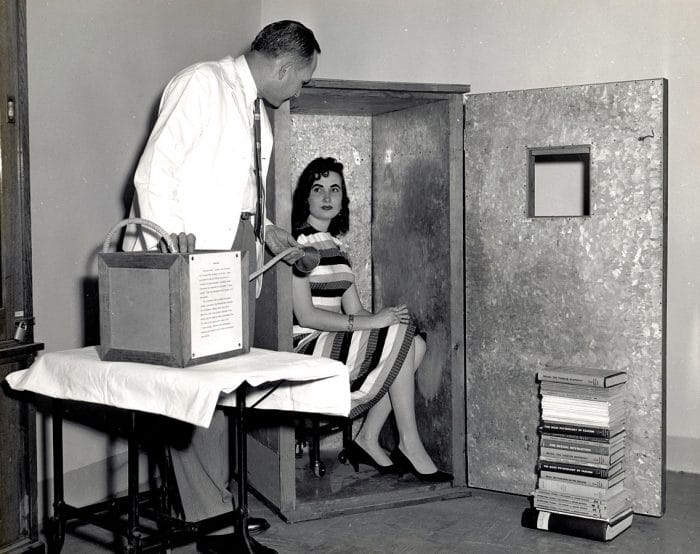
[251,79,470,521]
[0,1,44,552]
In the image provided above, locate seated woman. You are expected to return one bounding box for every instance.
[291,156,451,483]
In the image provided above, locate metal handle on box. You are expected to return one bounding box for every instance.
[102,218,177,253]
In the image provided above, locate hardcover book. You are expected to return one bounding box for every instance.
[539,421,624,439]
[537,366,627,388]
[534,489,632,520]
[538,469,625,489]
[522,507,633,541]
[539,447,625,468]
[542,410,625,427]
[541,396,626,414]
[540,381,627,400]
[536,477,624,499]
[538,459,624,479]
[540,432,625,453]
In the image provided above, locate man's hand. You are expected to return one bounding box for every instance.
[264,225,303,263]
[160,232,196,253]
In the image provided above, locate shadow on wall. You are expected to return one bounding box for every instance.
[35,396,167,533]
[80,97,162,348]
[82,277,100,347]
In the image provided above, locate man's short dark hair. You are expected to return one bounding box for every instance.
[251,20,321,66]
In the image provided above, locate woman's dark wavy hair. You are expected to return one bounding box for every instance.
[292,157,350,237]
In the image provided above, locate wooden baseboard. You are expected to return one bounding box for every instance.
[285,484,472,523]
[0,537,45,554]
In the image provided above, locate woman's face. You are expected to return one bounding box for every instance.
[307,171,343,226]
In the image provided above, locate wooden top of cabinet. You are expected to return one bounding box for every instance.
[291,79,470,116]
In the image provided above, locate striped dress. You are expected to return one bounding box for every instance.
[293,223,416,419]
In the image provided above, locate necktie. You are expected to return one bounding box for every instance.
[252,98,265,243]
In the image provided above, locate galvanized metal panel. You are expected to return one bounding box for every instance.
[465,80,666,516]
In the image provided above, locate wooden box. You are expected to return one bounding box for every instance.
[98,250,249,367]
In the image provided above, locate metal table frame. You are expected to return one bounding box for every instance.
[47,383,275,553]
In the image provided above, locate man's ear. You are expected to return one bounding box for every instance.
[278,61,293,81]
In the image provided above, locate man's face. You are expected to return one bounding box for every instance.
[267,51,318,108]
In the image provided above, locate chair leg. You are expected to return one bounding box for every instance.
[296,416,355,477]
[310,417,326,477]
[337,418,353,465]
[342,419,352,450]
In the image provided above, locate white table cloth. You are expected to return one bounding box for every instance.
[5,346,351,427]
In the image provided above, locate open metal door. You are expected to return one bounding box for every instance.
[464,80,667,516]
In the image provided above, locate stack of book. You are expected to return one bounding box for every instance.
[522,366,634,542]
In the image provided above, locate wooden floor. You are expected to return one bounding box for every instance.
[58,471,699,553]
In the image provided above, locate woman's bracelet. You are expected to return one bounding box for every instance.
[347,314,354,333]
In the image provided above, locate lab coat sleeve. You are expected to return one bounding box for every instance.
[131,71,210,249]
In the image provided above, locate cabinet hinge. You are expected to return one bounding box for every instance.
[7,96,16,123]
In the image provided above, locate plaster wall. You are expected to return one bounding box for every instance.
[262,0,700,473]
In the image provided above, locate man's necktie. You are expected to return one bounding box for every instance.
[252,98,265,243]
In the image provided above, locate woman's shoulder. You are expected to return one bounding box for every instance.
[292,222,316,240]
[294,223,337,245]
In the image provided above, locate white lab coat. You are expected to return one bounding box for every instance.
[123,55,272,252]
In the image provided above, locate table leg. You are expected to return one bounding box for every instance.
[126,410,142,552]
[196,384,276,554]
[47,400,66,553]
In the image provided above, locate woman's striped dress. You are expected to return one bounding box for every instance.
[293,223,416,419]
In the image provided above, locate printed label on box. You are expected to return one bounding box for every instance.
[189,252,243,358]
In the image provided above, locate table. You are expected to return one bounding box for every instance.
[6,347,350,553]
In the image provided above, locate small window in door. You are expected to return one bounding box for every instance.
[528,145,590,217]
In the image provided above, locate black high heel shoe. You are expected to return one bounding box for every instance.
[341,441,395,474]
[390,447,453,483]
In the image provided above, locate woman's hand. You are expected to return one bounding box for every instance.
[373,304,411,327]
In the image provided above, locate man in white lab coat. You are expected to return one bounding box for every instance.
[124,19,320,531]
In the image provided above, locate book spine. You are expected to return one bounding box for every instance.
[539,470,623,489]
[538,370,605,387]
[534,489,627,505]
[540,389,624,401]
[538,461,615,478]
[541,382,626,393]
[540,422,613,438]
[537,478,621,499]
[542,416,619,427]
[539,447,620,467]
[540,437,616,455]
[542,431,624,444]
[521,508,610,541]
[533,501,618,520]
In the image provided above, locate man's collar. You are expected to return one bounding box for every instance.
[229,54,258,105]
